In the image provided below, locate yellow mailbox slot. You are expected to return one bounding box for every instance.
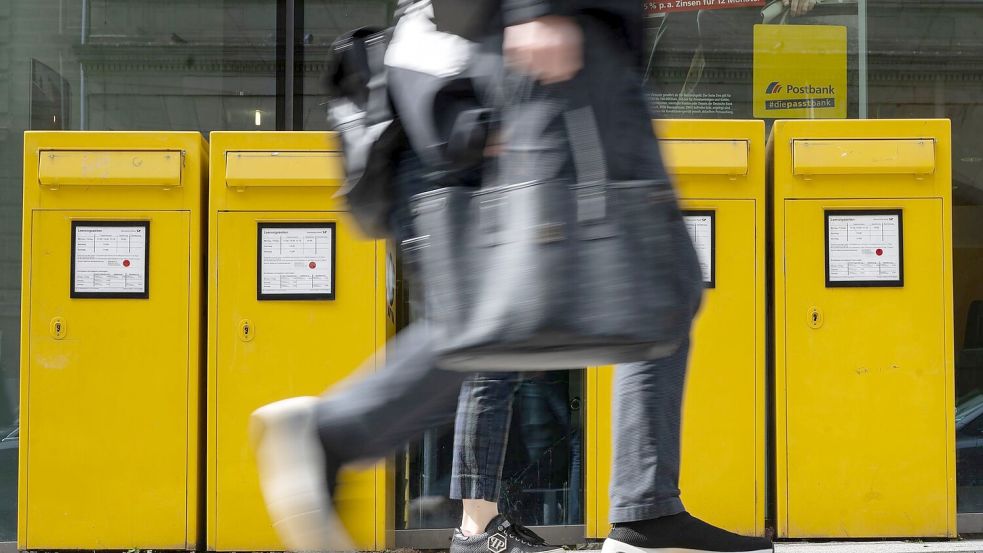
[208,132,391,551]
[772,119,955,538]
[587,120,767,538]
[20,132,207,549]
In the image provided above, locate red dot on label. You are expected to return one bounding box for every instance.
[875,249,884,256]
[309,261,317,269]
[122,259,131,267]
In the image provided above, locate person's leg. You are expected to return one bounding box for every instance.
[449,372,566,553]
[602,345,773,553]
[315,323,470,463]
[251,322,470,551]
[608,345,690,524]
[450,372,523,534]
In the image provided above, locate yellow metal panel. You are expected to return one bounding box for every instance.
[660,140,749,176]
[792,139,935,176]
[25,211,192,548]
[590,201,762,536]
[24,132,205,212]
[208,132,389,551]
[782,199,949,537]
[585,368,603,538]
[654,120,766,200]
[20,131,206,551]
[771,119,950,201]
[772,119,955,538]
[210,132,349,214]
[211,212,379,550]
[678,199,760,535]
[587,120,766,539]
[225,151,344,188]
[38,149,183,187]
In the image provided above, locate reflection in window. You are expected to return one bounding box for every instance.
[302,0,394,130]
[642,1,860,120]
[82,0,277,132]
[870,3,983,515]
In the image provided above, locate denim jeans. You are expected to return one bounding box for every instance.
[449,344,691,523]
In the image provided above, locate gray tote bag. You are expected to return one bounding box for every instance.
[408,90,704,371]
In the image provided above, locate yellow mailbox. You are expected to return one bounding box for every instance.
[20,132,207,549]
[772,119,955,538]
[207,132,392,551]
[587,120,767,538]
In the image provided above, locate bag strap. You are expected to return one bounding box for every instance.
[563,103,610,223]
[564,106,607,184]
[364,32,392,125]
[494,71,611,221]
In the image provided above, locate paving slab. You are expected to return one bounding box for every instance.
[775,541,983,553]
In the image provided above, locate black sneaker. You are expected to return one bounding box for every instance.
[451,515,564,553]
[250,396,353,551]
[602,512,773,553]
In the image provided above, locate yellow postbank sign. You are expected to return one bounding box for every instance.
[753,24,847,119]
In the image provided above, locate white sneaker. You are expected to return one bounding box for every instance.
[250,396,354,552]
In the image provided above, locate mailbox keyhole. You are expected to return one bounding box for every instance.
[239,319,254,342]
[807,307,823,329]
[50,317,67,339]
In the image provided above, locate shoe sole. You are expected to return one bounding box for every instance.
[250,396,355,552]
[449,537,566,553]
[602,538,772,553]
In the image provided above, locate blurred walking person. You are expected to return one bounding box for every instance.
[250,2,773,552]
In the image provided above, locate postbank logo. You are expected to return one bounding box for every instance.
[763,82,837,111]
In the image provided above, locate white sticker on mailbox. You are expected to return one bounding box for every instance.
[71,222,149,298]
[258,223,335,300]
[684,211,715,287]
[825,210,903,287]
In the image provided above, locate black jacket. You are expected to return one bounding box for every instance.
[503,0,643,56]
[431,0,645,67]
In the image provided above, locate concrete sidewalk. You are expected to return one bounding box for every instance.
[775,542,983,552]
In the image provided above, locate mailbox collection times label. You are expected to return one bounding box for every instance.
[257,223,335,300]
[71,221,149,299]
[684,211,715,288]
[825,210,904,287]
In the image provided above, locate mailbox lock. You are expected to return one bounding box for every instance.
[50,317,67,340]
[239,319,255,342]
[807,306,824,329]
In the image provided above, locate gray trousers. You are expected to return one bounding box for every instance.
[316,330,690,524]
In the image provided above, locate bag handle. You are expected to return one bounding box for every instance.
[492,69,611,222]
